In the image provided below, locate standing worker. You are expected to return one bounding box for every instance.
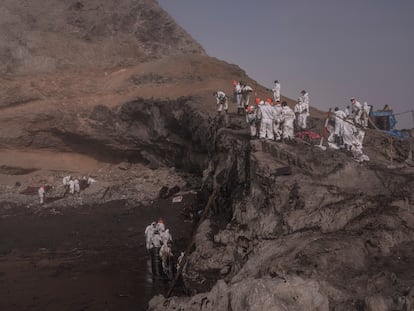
[234,81,243,114]
[259,98,276,140]
[68,177,75,195]
[272,80,281,102]
[281,102,296,141]
[62,175,71,186]
[145,222,157,252]
[334,107,347,147]
[38,185,45,204]
[351,98,362,126]
[297,90,310,129]
[240,83,253,109]
[214,91,228,115]
[74,178,80,194]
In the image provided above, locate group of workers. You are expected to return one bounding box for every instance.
[144,218,174,275]
[214,80,373,162]
[343,98,372,129]
[329,98,372,161]
[37,175,97,204]
[215,80,311,142]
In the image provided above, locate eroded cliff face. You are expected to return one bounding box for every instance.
[149,115,414,311]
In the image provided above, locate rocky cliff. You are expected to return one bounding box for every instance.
[149,116,414,311]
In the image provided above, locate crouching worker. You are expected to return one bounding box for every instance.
[214,91,228,115]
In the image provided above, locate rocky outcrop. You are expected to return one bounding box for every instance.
[149,115,414,310]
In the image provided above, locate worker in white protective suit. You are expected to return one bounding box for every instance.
[159,242,173,275]
[151,230,163,249]
[161,228,172,245]
[259,98,276,140]
[145,222,157,251]
[62,175,71,186]
[334,107,347,147]
[156,218,165,232]
[351,129,369,162]
[214,91,228,114]
[272,80,281,102]
[234,81,243,114]
[246,98,260,138]
[273,101,283,141]
[342,117,356,151]
[281,101,296,141]
[362,102,371,128]
[87,176,96,185]
[68,177,75,194]
[351,98,362,126]
[294,98,306,130]
[74,178,80,194]
[296,90,310,130]
[240,84,253,109]
[38,185,45,204]
[345,106,351,117]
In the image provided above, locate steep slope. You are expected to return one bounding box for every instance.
[0,0,205,75]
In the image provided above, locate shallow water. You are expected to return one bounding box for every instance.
[0,196,195,311]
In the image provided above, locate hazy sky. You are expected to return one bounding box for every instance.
[157,0,414,129]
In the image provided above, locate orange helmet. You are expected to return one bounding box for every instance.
[255,97,261,104]
[265,98,272,104]
[232,80,238,86]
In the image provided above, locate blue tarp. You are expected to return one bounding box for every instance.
[384,130,410,139]
[371,111,397,129]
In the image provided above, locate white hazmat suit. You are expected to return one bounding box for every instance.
[296,92,310,129]
[241,85,253,108]
[282,105,296,139]
[38,186,45,204]
[215,91,228,113]
[272,81,281,102]
[259,101,276,140]
[145,222,156,250]
[351,99,362,126]
[68,179,75,194]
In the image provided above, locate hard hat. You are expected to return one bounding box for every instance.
[350,98,355,101]
[255,97,261,104]
[265,98,272,104]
